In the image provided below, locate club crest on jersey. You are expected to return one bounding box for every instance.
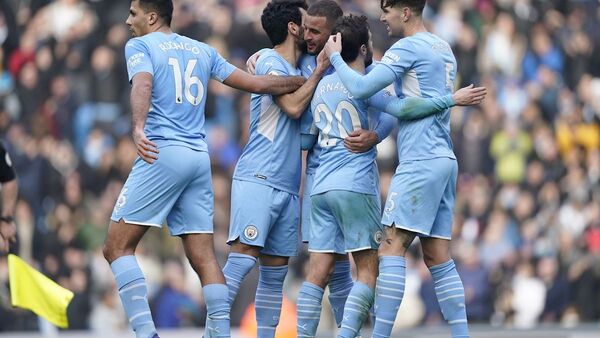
[116,188,128,210]
[374,230,383,244]
[244,225,259,240]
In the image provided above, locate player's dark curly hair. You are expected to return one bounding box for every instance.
[380,0,426,15]
[332,14,370,63]
[137,0,173,26]
[261,0,308,46]
[307,0,343,28]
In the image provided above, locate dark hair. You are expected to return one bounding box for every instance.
[138,0,173,26]
[261,0,308,46]
[332,14,370,63]
[307,0,343,27]
[380,0,426,15]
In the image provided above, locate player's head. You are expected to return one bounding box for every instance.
[332,14,373,66]
[304,0,343,55]
[380,0,426,37]
[261,0,308,48]
[126,0,173,37]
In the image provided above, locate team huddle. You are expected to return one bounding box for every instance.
[103,0,487,338]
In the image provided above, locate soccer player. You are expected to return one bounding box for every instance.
[0,141,17,254]
[323,1,487,337]
[298,1,390,331]
[299,14,485,338]
[103,1,305,338]
[221,1,329,337]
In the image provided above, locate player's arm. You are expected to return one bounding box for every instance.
[344,82,397,153]
[0,144,17,253]
[130,72,159,164]
[343,114,396,153]
[274,50,330,119]
[223,69,306,96]
[209,46,305,96]
[367,85,487,120]
[324,33,396,99]
[125,39,159,164]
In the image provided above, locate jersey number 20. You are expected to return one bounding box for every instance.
[313,101,362,148]
[168,57,204,106]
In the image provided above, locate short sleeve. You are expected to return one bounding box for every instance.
[379,38,416,80]
[125,39,154,82]
[255,55,290,77]
[300,108,317,136]
[0,143,16,183]
[209,47,236,82]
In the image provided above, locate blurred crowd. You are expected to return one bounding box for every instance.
[0,0,598,334]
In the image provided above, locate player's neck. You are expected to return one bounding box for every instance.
[148,23,172,35]
[348,58,366,74]
[402,19,427,37]
[273,37,301,68]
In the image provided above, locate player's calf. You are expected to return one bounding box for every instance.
[256,262,288,338]
[429,259,469,338]
[336,249,377,338]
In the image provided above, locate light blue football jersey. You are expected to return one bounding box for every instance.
[299,54,322,176]
[233,49,302,195]
[125,32,236,151]
[310,72,384,196]
[299,56,393,175]
[379,32,457,161]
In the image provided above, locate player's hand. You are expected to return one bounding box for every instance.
[324,33,342,58]
[132,128,159,164]
[344,129,379,153]
[315,48,331,74]
[0,219,16,253]
[452,84,487,106]
[246,50,261,75]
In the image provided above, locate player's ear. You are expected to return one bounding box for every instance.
[289,22,299,36]
[360,44,367,56]
[148,11,158,26]
[402,7,411,22]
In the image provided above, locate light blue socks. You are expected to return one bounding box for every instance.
[297,281,325,337]
[430,259,469,338]
[372,256,406,338]
[111,255,157,338]
[336,282,374,338]
[328,260,354,327]
[203,284,230,338]
[255,265,288,338]
[222,253,257,305]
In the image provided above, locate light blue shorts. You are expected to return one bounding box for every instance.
[309,190,383,254]
[111,146,214,236]
[301,172,315,243]
[381,157,458,239]
[227,180,300,257]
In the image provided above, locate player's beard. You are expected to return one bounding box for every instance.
[365,46,374,67]
[296,35,308,54]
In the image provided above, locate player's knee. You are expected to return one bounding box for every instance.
[356,267,377,288]
[230,240,260,257]
[378,240,407,257]
[422,251,450,267]
[102,243,113,263]
[307,263,333,288]
[102,241,130,264]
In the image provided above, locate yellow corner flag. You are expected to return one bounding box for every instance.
[8,254,74,328]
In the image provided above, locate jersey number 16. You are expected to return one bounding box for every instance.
[168,57,204,106]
